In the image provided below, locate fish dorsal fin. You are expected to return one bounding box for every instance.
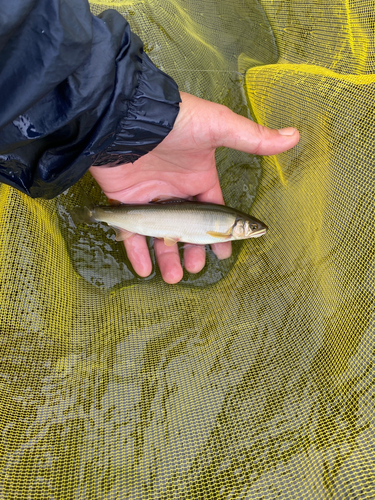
[150,197,191,205]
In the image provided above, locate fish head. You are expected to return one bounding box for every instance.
[232,216,268,239]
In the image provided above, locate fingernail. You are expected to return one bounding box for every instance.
[278,127,296,136]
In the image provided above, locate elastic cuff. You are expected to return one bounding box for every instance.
[92,53,181,166]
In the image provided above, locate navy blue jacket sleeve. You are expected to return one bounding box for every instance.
[0,0,181,198]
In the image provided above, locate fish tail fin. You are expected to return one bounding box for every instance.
[71,206,95,225]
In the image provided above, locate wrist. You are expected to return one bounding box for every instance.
[91,54,181,167]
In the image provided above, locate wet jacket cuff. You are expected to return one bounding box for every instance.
[91,53,181,166]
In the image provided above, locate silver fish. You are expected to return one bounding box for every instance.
[73,200,268,246]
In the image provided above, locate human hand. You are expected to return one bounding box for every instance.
[89,92,300,284]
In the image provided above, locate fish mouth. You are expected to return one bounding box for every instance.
[250,228,267,238]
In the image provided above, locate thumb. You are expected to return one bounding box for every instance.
[216,108,300,156]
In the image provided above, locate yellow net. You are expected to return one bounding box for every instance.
[1,0,374,498]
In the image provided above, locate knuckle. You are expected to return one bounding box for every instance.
[251,123,270,155]
[210,104,233,147]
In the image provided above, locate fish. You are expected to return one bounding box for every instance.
[72,199,268,246]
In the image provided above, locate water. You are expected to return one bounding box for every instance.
[57,149,262,292]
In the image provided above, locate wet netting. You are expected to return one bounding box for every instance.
[1,0,375,498]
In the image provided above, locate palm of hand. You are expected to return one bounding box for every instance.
[90,92,300,284]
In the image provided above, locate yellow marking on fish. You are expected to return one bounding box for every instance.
[206,230,232,239]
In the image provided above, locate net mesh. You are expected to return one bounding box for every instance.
[1,0,374,498]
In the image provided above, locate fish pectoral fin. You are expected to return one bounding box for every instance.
[163,236,179,246]
[206,230,232,239]
[112,227,135,242]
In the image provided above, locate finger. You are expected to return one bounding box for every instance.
[195,176,225,205]
[124,234,153,277]
[183,244,206,273]
[211,241,232,260]
[154,238,183,284]
[216,108,300,156]
[196,181,232,260]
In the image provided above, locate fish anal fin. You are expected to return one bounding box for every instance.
[164,236,179,246]
[113,227,135,242]
[206,230,232,240]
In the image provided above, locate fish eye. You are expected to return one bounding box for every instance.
[250,224,258,231]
